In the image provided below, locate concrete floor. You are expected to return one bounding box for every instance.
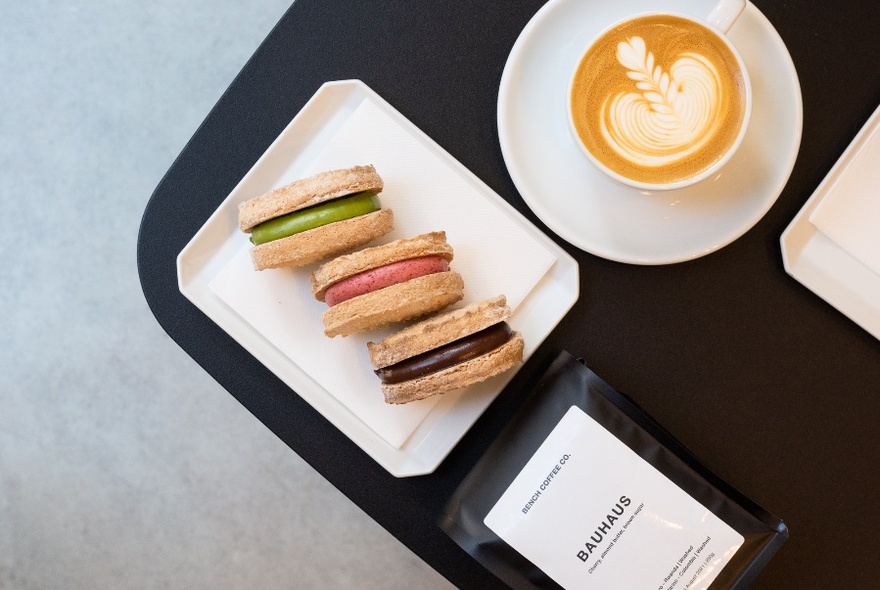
[0,2,455,588]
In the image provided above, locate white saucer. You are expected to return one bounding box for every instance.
[498,0,803,264]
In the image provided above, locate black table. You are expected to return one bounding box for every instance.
[138,1,880,587]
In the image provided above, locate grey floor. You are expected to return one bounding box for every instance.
[1,2,455,588]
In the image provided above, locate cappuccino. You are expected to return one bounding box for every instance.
[570,14,749,186]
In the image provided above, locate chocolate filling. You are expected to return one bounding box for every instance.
[375,323,513,384]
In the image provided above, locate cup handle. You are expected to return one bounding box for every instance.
[707,0,746,34]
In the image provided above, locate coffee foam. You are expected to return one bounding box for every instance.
[570,15,748,185]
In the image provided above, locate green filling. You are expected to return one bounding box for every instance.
[250,191,380,245]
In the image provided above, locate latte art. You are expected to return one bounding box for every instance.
[569,14,749,186]
[602,36,725,167]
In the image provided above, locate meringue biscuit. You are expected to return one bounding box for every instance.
[367,295,524,404]
[311,232,464,338]
[238,165,393,270]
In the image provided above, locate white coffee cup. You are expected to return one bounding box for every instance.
[568,0,752,191]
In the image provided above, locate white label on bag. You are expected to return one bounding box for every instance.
[484,405,743,590]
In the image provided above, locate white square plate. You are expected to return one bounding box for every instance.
[177,80,580,477]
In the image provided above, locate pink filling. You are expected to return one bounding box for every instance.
[324,256,450,307]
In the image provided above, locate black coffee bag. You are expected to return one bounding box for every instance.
[440,351,787,589]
